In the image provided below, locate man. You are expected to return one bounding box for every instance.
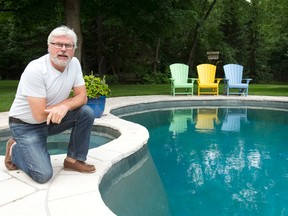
[5,26,96,184]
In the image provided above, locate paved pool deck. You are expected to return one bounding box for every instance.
[0,95,287,216]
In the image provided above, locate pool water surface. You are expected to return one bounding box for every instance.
[120,107,288,216]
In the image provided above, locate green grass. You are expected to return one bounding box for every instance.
[0,80,287,112]
[248,84,288,96]
[0,80,19,112]
[109,84,170,97]
[109,83,288,97]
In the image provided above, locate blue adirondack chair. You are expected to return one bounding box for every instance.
[221,108,248,132]
[223,64,252,96]
[169,63,197,96]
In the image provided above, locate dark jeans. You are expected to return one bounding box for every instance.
[9,105,94,184]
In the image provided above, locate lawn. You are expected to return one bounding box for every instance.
[0,80,287,112]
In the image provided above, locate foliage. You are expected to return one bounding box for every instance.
[84,72,111,98]
[1,0,288,83]
[0,0,63,79]
[140,71,170,84]
[105,74,119,85]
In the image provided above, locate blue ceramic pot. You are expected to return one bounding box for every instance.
[87,96,106,118]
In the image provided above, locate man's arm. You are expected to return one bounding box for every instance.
[28,85,87,124]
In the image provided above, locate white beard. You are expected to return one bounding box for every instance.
[50,55,71,67]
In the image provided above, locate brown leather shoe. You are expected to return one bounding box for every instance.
[63,159,96,173]
[5,138,18,171]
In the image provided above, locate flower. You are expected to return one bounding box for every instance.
[84,72,111,98]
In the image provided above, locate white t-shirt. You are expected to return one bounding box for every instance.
[9,54,85,124]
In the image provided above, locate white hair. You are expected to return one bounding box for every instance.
[47,25,77,49]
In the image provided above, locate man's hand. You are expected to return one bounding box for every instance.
[44,105,69,125]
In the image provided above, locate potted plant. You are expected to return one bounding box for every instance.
[84,72,111,118]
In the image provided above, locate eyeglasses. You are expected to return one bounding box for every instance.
[50,42,74,50]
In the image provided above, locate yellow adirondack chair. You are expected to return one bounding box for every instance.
[169,63,197,96]
[196,64,222,95]
[195,108,220,132]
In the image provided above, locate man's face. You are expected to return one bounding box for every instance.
[48,35,75,71]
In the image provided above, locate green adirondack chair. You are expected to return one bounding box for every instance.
[169,63,196,96]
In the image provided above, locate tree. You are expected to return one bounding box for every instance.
[187,0,217,70]
[0,0,63,79]
[1,0,288,83]
[62,0,82,61]
[260,0,288,82]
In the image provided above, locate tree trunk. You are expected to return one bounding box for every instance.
[97,16,106,76]
[187,0,217,71]
[187,23,200,72]
[153,38,161,74]
[63,0,82,62]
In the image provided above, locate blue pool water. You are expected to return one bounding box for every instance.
[119,107,288,216]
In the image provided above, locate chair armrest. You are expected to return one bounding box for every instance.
[242,78,252,84]
[188,78,197,84]
[215,78,222,83]
[222,78,229,83]
[169,78,175,82]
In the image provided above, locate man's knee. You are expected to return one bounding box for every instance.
[30,168,53,184]
[81,105,94,121]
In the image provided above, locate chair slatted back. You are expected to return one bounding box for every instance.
[223,64,243,84]
[196,64,216,83]
[170,63,189,84]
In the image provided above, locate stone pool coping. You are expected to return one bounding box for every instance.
[0,95,287,216]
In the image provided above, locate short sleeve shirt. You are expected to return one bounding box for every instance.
[9,54,85,124]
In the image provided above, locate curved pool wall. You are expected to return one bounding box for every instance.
[111,98,288,117]
[99,145,172,216]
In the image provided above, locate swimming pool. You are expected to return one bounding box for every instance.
[105,106,288,215]
[2,96,287,216]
